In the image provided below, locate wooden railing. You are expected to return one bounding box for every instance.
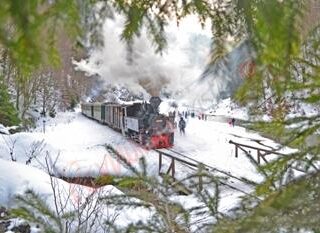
[154,148,258,196]
[229,140,310,175]
[155,149,204,192]
[229,140,285,165]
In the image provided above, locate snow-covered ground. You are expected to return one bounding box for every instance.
[0,108,292,180]
[160,97,249,122]
[0,158,154,231]
[0,124,10,135]
[205,98,249,120]
[0,106,297,231]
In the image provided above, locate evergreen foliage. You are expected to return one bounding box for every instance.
[11,189,64,233]
[0,0,80,72]
[0,76,20,126]
[214,172,320,233]
[1,0,320,232]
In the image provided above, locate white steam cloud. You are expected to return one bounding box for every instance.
[74,14,212,99]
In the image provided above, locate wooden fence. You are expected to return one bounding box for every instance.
[229,140,285,165]
[229,140,309,175]
[155,149,204,192]
[154,148,257,195]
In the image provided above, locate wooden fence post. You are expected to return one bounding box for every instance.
[171,158,175,178]
[159,152,162,175]
[199,175,203,192]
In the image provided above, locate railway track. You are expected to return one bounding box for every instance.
[103,144,259,198]
[154,148,259,198]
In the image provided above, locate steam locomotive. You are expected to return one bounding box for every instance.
[81,97,174,149]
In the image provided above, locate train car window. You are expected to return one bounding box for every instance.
[152,117,166,130]
[114,107,117,127]
[126,103,143,117]
[117,107,119,127]
[101,105,105,121]
[108,106,110,123]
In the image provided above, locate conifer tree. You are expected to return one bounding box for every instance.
[0,76,20,126]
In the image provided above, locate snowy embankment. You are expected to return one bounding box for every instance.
[0,159,153,229]
[0,124,10,135]
[0,107,297,231]
[1,110,149,178]
[0,110,155,230]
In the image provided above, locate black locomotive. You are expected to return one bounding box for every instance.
[81,97,174,149]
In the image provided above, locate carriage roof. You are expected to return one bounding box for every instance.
[81,101,142,107]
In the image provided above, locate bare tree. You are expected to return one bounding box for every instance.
[38,153,119,233]
[1,134,17,161]
[25,140,46,165]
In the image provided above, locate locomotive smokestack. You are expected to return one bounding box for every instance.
[149,97,162,113]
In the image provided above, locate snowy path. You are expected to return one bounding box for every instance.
[171,117,292,183]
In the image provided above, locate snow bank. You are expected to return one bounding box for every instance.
[0,124,9,135]
[0,111,149,177]
[206,98,248,120]
[0,159,154,229]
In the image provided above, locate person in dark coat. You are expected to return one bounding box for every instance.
[229,118,236,127]
[178,117,186,135]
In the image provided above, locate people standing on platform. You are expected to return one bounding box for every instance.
[229,118,235,127]
[178,117,186,135]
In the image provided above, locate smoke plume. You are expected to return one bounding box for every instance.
[74,14,211,99]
